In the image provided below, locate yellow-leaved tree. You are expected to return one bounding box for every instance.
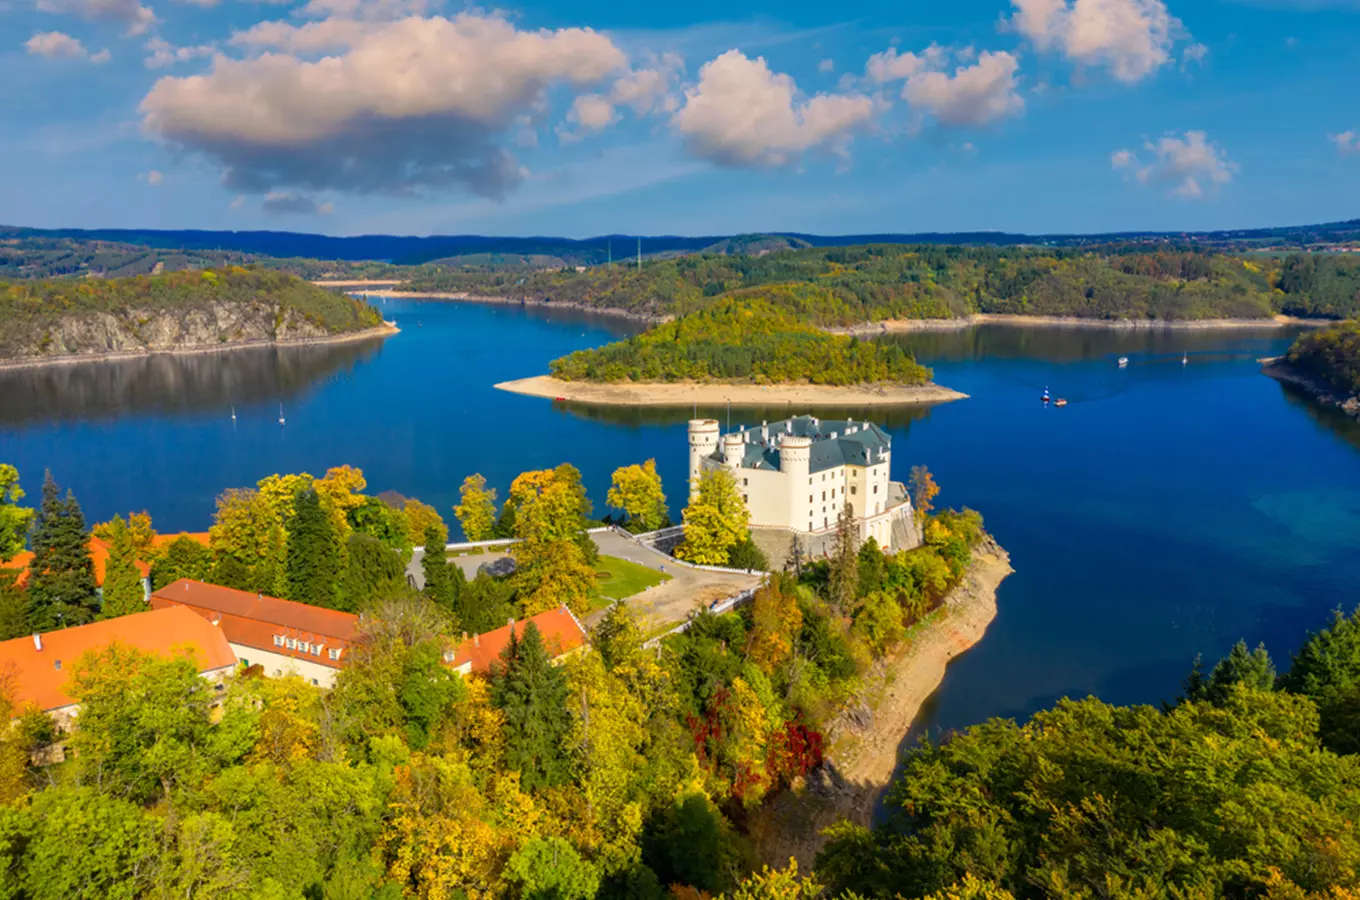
[454,474,498,542]
[509,465,596,616]
[606,460,667,533]
[677,467,749,566]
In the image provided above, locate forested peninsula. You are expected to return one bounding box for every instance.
[1263,319,1360,416]
[405,244,1360,325]
[499,296,966,407]
[0,268,391,367]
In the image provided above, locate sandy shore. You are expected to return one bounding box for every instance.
[494,375,967,407]
[310,279,405,288]
[746,538,1013,869]
[0,322,399,373]
[836,313,1330,336]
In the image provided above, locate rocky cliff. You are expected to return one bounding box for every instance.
[1,268,386,366]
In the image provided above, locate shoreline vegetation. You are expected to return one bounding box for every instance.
[750,536,1012,870]
[1261,319,1360,417]
[348,288,670,325]
[495,374,967,407]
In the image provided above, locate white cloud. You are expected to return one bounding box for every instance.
[1009,0,1183,83]
[1331,130,1358,155]
[90,47,110,63]
[672,49,873,167]
[144,36,214,69]
[262,191,333,215]
[298,0,434,19]
[1113,130,1236,198]
[141,169,163,185]
[140,12,628,198]
[818,58,834,73]
[609,53,684,115]
[559,94,619,141]
[902,51,1024,126]
[25,30,89,58]
[36,0,155,36]
[1181,42,1208,67]
[863,44,949,83]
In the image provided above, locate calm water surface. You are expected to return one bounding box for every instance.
[2,300,1357,737]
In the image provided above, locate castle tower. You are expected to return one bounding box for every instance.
[722,433,745,469]
[688,419,720,500]
[780,435,813,531]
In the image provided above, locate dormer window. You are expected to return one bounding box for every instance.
[328,648,342,661]
[273,634,285,647]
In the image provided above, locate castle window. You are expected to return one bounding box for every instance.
[851,486,857,495]
[821,491,826,501]
[873,484,879,493]
[809,495,813,503]
[743,478,748,486]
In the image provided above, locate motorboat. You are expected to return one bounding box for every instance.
[1054,398,1068,407]
[1041,386,1051,403]
[1118,356,1129,368]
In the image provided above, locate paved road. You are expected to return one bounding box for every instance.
[408,532,762,633]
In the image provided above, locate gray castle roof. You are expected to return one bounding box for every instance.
[712,415,890,474]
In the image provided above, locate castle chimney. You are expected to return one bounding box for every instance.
[32,633,41,652]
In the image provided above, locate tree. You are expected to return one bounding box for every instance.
[509,466,597,616]
[286,488,343,608]
[149,536,213,590]
[401,498,447,548]
[341,532,406,613]
[349,496,413,560]
[857,537,885,597]
[315,465,367,540]
[491,622,573,791]
[727,535,768,571]
[504,836,601,900]
[817,689,1360,900]
[909,465,939,523]
[677,468,749,566]
[607,460,668,533]
[1279,606,1360,754]
[454,474,498,542]
[19,787,159,900]
[593,600,644,672]
[0,569,26,641]
[722,861,824,900]
[828,502,860,613]
[97,516,146,620]
[26,471,97,629]
[66,644,219,804]
[456,571,516,635]
[420,524,457,613]
[93,511,154,559]
[0,465,34,562]
[1181,640,1276,706]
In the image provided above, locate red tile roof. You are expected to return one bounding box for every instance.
[150,579,359,669]
[450,606,588,675]
[5,536,150,588]
[0,606,237,713]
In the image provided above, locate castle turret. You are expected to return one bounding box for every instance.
[722,433,745,468]
[780,435,813,530]
[688,419,720,500]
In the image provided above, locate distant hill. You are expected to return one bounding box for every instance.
[700,234,813,256]
[4,218,1359,270]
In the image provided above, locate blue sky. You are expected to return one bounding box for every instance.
[2,0,1358,237]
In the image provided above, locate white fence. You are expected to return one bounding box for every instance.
[642,585,761,648]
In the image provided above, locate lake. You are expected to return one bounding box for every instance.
[2,299,1358,735]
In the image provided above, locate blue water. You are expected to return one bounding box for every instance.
[2,302,1357,735]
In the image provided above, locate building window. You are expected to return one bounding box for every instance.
[272,634,284,647]
[851,486,857,495]
[329,648,342,661]
[743,478,748,486]
[311,679,319,686]
[312,644,322,656]
[808,495,813,503]
[873,484,879,494]
[286,638,297,650]
[821,491,826,501]
[808,478,812,485]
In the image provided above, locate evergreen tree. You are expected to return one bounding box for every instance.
[340,532,406,613]
[1279,606,1360,753]
[420,524,456,612]
[828,502,860,613]
[857,537,886,597]
[593,600,644,671]
[456,571,516,635]
[491,622,573,791]
[0,464,34,562]
[149,536,213,590]
[98,516,146,620]
[0,567,27,640]
[212,554,253,591]
[784,535,804,576]
[26,471,97,629]
[285,488,343,608]
[727,534,768,570]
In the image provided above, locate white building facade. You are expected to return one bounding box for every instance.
[688,415,916,551]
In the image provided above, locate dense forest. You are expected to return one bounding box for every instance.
[415,245,1360,324]
[0,268,384,362]
[1284,319,1360,394]
[549,294,933,385]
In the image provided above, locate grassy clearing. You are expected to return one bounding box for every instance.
[595,554,670,601]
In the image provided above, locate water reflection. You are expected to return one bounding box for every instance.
[0,338,384,427]
[552,400,936,432]
[884,323,1305,364]
[1277,381,1360,452]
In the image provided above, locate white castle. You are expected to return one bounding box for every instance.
[688,414,918,551]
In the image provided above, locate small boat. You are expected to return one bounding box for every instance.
[1054,398,1068,407]
[1182,353,1188,366]
[230,405,236,422]
[278,403,286,426]
[1041,386,1051,403]
[1118,356,1129,368]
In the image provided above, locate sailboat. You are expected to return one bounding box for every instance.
[278,403,286,426]
[1041,386,1051,403]
[1117,356,1129,368]
[1182,353,1188,366]
[230,405,236,422]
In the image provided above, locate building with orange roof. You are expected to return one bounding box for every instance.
[0,606,237,726]
[151,579,360,688]
[448,606,589,676]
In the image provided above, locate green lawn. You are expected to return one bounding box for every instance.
[594,555,671,602]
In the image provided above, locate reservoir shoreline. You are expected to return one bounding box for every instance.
[0,322,400,373]
[1262,356,1360,418]
[835,313,1330,336]
[494,374,968,407]
[348,290,670,326]
[748,537,1013,870]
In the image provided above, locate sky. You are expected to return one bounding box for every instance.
[2,0,1358,237]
